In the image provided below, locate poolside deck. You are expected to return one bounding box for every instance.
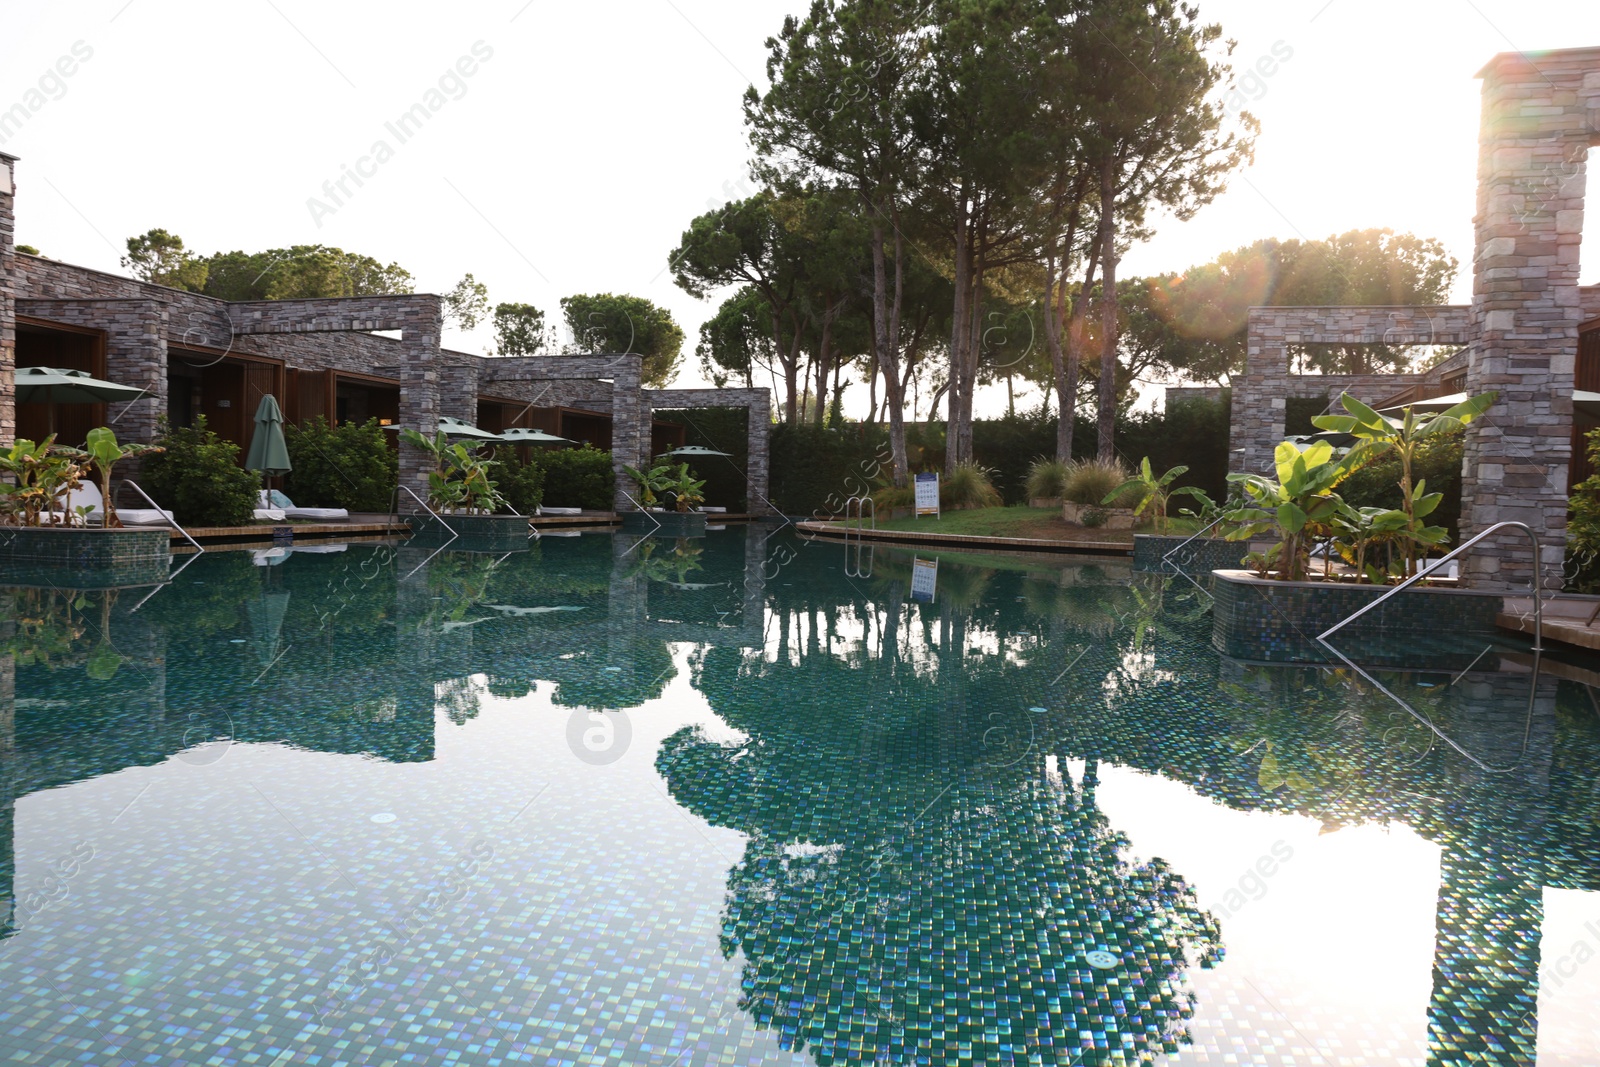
[795,519,1134,557]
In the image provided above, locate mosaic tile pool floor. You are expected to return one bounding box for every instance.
[1,528,1598,1065]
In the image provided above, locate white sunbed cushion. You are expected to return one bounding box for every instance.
[254,508,287,521]
[285,506,350,521]
[117,508,175,526]
[538,506,584,516]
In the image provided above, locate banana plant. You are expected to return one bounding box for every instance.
[1104,457,1209,534]
[0,436,91,527]
[622,462,675,509]
[666,463,707,513]
[70,427,164,528]
[1312,390,1495,576]
[1223,440,1363,582]
[1331,482,1450,584]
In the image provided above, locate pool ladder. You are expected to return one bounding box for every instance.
[843,495,874,578]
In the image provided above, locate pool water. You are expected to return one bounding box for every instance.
[1,528,1597,1066]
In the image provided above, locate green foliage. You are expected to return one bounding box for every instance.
[1339,430,1464,542]
[492,302,549,356]
[442,273,489,330]
[537,445,616,511]
[1025,457,1070,501]
[971,414,1055,504]
[1569,428,1600,592]
[69,426,164,529]
[1063,459,1128,506]
[141,416,259,526]
[1105,457,1208,534]
[284,417,397,512]
[399,429,504,515]
[200,244,414,301]
[655,407,750,511]
[624,461,706,513]
[492,447,545,515]
[769,423,892,517]
[121,228,208,291]
[1223,441,1361,583]
[1313,391,1494,576]
[0,436,90,527]
[1115,397,1231,505]
[560,293,685,388]
[1080,506,1109,529]
[941,463,1002,510]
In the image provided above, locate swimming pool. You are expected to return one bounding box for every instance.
[1,528,1596,1065]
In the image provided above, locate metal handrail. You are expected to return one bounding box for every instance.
[122,479,203,553]
[1317,520,1542,652]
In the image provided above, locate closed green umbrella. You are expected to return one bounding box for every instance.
[245,394,292,476]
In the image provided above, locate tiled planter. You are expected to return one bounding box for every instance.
[1210,569,1504,666]
[1133,534,1249,575]
[407,512,531,551]
[0,525,171,587]
[1062,502,1137,531]
[621,510,707,537]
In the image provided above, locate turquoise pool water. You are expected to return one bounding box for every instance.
[1,528,1597,1065]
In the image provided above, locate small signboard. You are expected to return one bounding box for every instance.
[910,557,938,603]
[914,472,940,518]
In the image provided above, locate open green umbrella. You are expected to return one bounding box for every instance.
[438,415,502,441]
[14,366,148,438]
[663,444,733,459]
[496,427,573,446]
[245,394,292,476]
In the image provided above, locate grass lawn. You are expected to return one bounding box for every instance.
[841,506,1203,544]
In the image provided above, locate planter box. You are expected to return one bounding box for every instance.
[621,510,707,537]
[407,512,531,551]
[1134,534,1249,575]
[1210,568,1504,666]
[1028,497,1062,510]
[0,525,170,587]
[1062,502,1137,531]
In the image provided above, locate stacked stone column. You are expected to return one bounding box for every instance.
[437,359,480,425]
[397,297,443,494]
[0,153,17,446]
[608,355,643,513]
[1461,49,1600,590]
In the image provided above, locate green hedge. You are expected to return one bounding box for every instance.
[538,445,615,511]
[283,416,397,512]
[141,416,259,526]
[654,407,750,511]
[769,423,892,516]
[493,446,545,515]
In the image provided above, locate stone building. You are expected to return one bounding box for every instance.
[0,150,772,515]
[1229,46,1600,591]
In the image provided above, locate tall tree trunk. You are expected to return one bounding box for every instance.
[871,211,909,486]
[1064,251,1099,463]
[812,309,834,428]
[946,191,973,474]
[1096,156,1119,462]
[867,356,879,424]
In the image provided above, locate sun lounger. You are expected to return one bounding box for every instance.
[259,490,349,522]
[53,482,176,526]
[537,506,584,516]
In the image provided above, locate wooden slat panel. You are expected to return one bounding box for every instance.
[1578,328,1600,393]
[296,370,332,426]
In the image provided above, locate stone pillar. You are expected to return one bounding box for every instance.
[1229,309,1290,475]
[1461,49,1600,590]
[104,300,168,445]
[437,359,479,425]
[0,152,17,447]
[397,297,443,494]
[747,391,773,515]
[610,354,643,513]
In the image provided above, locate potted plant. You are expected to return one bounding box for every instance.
[400,430,527,548]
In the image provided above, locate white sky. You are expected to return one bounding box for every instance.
[2,0,1597,418]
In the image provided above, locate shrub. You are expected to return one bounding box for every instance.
[1025,457,1070,501]
[284,416,397,512]
[1081,506,1109,528]
[972,413,1054,504]
[942,463,1003,510]
[1063,458,1129,506]
[537,445,615,511]
[141,416,258,526]
[493,447,545,515]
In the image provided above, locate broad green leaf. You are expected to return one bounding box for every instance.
[1277,501,1308,534]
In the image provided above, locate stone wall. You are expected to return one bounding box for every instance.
[1229,305,1472,475]
[15,299,168,444]
[1460,47,1600,591]
[0,153,16,446]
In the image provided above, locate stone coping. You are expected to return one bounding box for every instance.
[796,520,1133,557]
